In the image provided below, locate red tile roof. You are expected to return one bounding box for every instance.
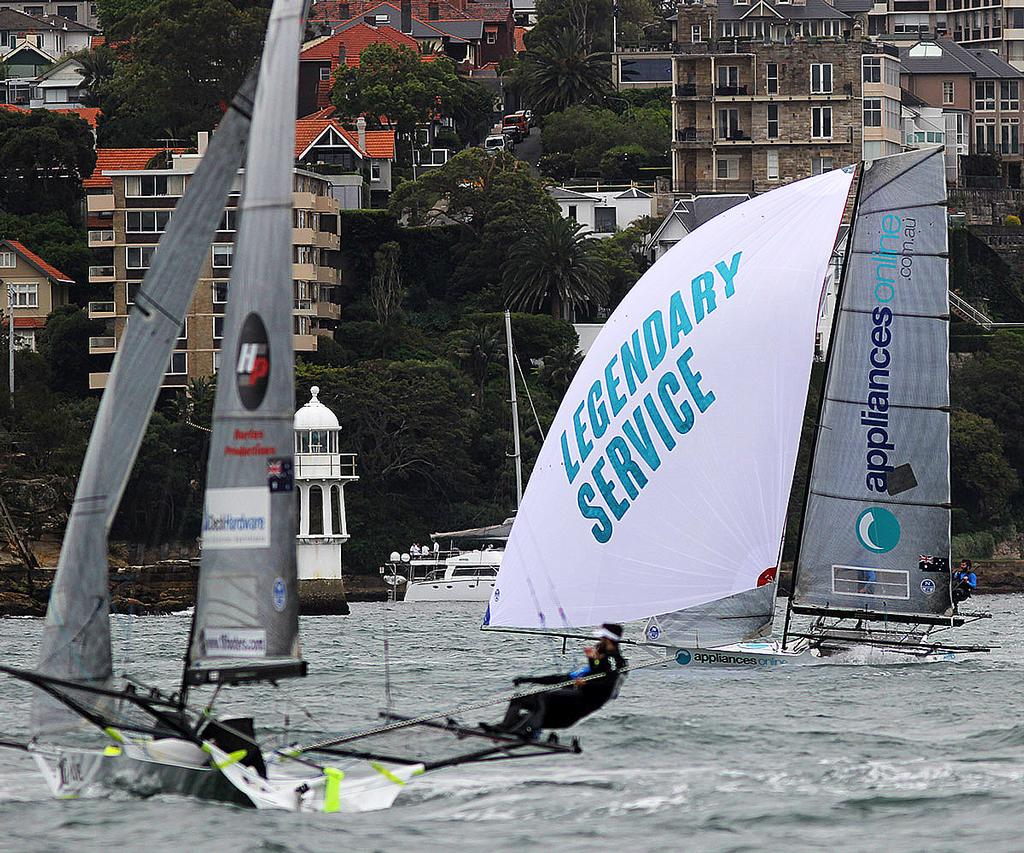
[1,239,73,284]
[91,35,105,49]
[12,317,46,329]
[295,110,396,159]
[302,24,427,108]
[0,104,31,114]
[54,107,102,129]
[311,0,510,24]
[84,147,185,189]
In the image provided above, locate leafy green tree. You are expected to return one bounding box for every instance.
[0,212,90,289]
[537,339,582,397]
[37,306,104,397]
[73,46,117,107]
[332,45,491,155]
[599,143,646,180]
[95,0,269,146]
[453,317,502,407]
[589,217,652,309]
[0,111,95,220]
[388,149,558,298]
[541,101,669,176]
[950,409,1019,529]
[502,213,609,318]
[521,28,609,115]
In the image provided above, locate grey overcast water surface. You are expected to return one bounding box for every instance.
[0,597,1022,853]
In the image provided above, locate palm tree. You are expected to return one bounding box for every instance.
[455,318,502,407]
[502,214,609,320]
[537,340,583,398]
[522,28,609,115]
[75,47,116,107]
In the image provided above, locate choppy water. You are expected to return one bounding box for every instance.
[0,596,1022,853]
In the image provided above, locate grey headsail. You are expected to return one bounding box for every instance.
[186,0,307,686]
[791,147,952,620]
[32,72,258,735]
[646,584,776,648]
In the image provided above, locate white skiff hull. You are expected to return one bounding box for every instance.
[31,737,422,813]
[667,641,822,668]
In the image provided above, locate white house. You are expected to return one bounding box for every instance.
[645,194,749,263]
[550,185,655,238]
[29,56,87,108]
[901,100,963,187]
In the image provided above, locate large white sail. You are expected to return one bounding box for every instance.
[32,73,258,734]
[791,148,952,619]
[186,0,307,685]
[486,168,855,629]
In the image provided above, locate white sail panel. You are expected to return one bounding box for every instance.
[791,148,952,617]
[486,168,855,629]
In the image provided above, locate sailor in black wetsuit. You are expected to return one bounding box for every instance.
[488,623,626,737]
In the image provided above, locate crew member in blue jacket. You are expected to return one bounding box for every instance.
[485,624,626,737]
[953,559,978,604]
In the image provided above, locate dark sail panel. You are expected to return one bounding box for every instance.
[792,147,952,618]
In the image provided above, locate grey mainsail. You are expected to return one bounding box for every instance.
[186,0,306,685]
[647,585,775,647]
[32,73,258,734]
[791,147,952,619]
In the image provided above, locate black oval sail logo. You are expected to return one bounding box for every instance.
[236,313,270,410]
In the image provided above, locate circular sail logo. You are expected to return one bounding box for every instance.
[236,313,270,410]
[675,649,692,665]
[855,507,901,554]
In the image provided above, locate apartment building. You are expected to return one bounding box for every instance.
[84,140,342,390]
[0,1,100,29]
[0,238,74,351]
[899,37,1024,184]
[671,0,901,193]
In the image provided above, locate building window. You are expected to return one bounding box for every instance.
[766,150,779,181]
[720,22,739,37]
[219,209,240,232]
[56,5,78,20]
[126,283,141,305]
[718,107,741,139]
[167,352,187,375]
[1002,119,1020,154]
[812,156,834,175]
[717,65,739,91]
[370,161,381,182]
[810,63,833,94]
[812,106,832,138]
[126,246,155,269]
[212,281,228,304]
[13,329,36,351]
[716,156,740,180]
[126,210,172,233]
[692,24,702,41]
[943,80,955,104]
[176,320,187,348]
[863,56,881,84]
[213,316,225,341]
[0,251,15,268]
[863,98,882,127]
[567,204,577,221]
[125,174,185,197]
[822,20,841,37]
[213,350,221,374]
[594,207,617,233]
[1001,80,1019,110]
[975,80,996,110]
[486,30,497,44]
[319,66,331,81]
[767,103,779,138]
[9,283,38,307]
[212,244,233,268]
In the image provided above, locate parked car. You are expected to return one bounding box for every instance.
[502,114,528,141]
[483,134,508,153]
[515,109,534,128]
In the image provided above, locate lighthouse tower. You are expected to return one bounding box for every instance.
[294,386,358,615]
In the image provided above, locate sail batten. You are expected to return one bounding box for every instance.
[186,0,307,684]
[31,71,258,735]
[486,169,855,630]
[791,147,952,618]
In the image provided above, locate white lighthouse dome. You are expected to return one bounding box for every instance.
[295,386,340,430]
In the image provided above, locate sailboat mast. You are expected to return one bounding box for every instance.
[505,309,523,509]
[781,165,863,648]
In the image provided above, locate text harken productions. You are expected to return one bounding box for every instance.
[561,252,740,544]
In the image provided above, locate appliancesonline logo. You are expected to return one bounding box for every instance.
[855,506,901,554]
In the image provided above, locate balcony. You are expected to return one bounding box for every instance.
[313,230,340,250]
[293,226,315,245]
[675,82,697,97]
[88,265,115,283]
[88,335,117,354]
[317,301,341,320]
[676,127,712,143]
[719,129,751,142]
[715,85,748,96]
[87,301,116,318]
[89,372,109,390]
[293,262,316,280]
[293,298,314,312]
[87,193,115,212]
[88,229,115,247]
[314,194,337,214]
[294,333,317,351]
[317,267,339,285]
[293,191,315,210]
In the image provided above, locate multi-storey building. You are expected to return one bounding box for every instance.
[0,1,100,29]
[83,138,343,390]
[898,36,1024,184]
[671,0,901,193]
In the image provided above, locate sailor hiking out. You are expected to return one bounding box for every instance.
[486,624,626,738]
[953,560,978,604]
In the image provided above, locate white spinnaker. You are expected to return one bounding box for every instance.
[486,167,855,629]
